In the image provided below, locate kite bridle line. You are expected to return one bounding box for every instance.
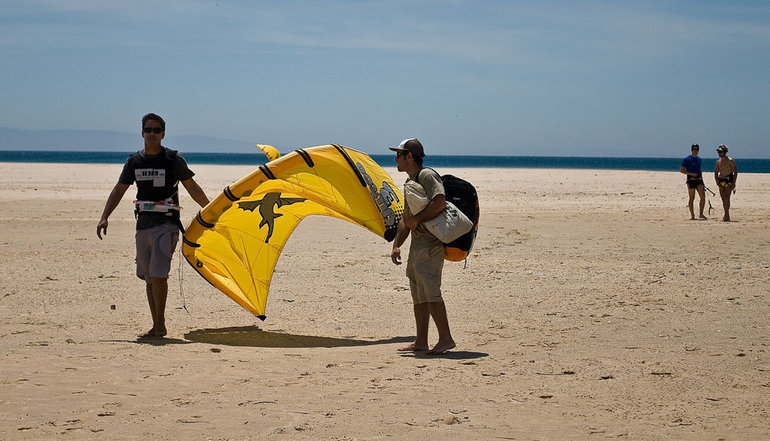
[704,185,715,216]
[177,242,189,313]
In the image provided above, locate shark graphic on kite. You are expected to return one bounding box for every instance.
[238,193,306,243]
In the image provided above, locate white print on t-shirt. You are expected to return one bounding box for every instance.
[135,168,166,187]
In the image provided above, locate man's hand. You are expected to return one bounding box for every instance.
[403,208,419,230]
[97,182,129,240]
[391,246,402,265]
[97,218,108,240]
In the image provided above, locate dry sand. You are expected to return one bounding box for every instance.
[0,162,768,440]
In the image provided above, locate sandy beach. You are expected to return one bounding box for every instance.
[1,161,768,440]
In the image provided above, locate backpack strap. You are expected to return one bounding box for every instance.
[415,167,440,187]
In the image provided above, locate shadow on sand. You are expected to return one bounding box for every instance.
[101,337,192,346]
[184,326,414,349]
[401,350,489,360]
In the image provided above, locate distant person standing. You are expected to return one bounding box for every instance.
[97,113,210,338]
[714,144,738,222]
[680,144,707,220]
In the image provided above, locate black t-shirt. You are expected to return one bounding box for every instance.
[119,147,195,230]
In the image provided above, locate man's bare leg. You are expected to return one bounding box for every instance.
[687,187,696,220]
[150,277,168,337]
[697,186,707,219]
[398,303,429,351]
[720,187,731,221]
[140,282,157,338]
[427,301,455,355]
[140,278,168,338]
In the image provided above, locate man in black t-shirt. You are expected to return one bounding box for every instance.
[97,113,209,339]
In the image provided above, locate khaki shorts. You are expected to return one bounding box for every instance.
[406,241,445,304]
[135,223,179,281]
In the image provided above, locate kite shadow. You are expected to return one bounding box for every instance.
[184,326,413,349]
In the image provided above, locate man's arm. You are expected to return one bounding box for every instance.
[681,166,692,176]
[404,194,446,230]
[97,182,130,239]
[181,177,210,208]
[390,215,411,265]
[732,159,738,185]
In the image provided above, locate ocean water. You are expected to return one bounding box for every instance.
[1,150,769,173]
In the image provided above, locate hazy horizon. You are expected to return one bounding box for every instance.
[2,125,758,160]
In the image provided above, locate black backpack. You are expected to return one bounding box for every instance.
[419,168,480,261]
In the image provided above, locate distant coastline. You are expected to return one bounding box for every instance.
[2,150,770,173]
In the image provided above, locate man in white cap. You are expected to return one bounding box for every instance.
[714,144,738,221]
[389,138,456,355]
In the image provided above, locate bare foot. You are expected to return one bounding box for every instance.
[699,215,707,220]
[397,343,428,352]
[138,328,166,339]
[138,329,158,339]
[427,341,456,355]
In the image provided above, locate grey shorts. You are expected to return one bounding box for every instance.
[406,241,445,304]
[135,223,179,281]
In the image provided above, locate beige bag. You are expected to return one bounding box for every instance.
[404,180,473,243]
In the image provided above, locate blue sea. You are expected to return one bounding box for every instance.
[1,150,769,173]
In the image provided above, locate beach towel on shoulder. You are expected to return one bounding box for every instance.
[404,179,473,243]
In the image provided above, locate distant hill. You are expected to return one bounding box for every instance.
[0,127,253,153]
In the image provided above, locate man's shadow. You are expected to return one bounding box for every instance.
[101,337,192,346]
[400,350,488,360]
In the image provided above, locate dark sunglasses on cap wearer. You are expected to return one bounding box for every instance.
[143,127,163,134]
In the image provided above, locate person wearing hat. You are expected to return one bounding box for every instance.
[389,138,456,355]
[714,144,738,221]
[680,144,707,220]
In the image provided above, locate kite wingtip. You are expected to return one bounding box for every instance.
[257,315,267,321]
[255,144,281,161]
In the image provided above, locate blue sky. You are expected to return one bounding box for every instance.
[1,0,768,157]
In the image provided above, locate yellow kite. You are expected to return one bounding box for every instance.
[255,144,281,161]
[182,144,403,319]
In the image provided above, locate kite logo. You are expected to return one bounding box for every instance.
[356,162,400,228]
[237,193,306,243]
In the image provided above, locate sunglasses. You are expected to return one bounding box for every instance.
[143,127,163,134]
[396,151,408,157]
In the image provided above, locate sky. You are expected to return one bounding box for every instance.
[1,0,769,157]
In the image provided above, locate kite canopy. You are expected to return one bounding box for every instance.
[182,144,403,319]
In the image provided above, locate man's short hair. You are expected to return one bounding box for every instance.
[142,113,166,131]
